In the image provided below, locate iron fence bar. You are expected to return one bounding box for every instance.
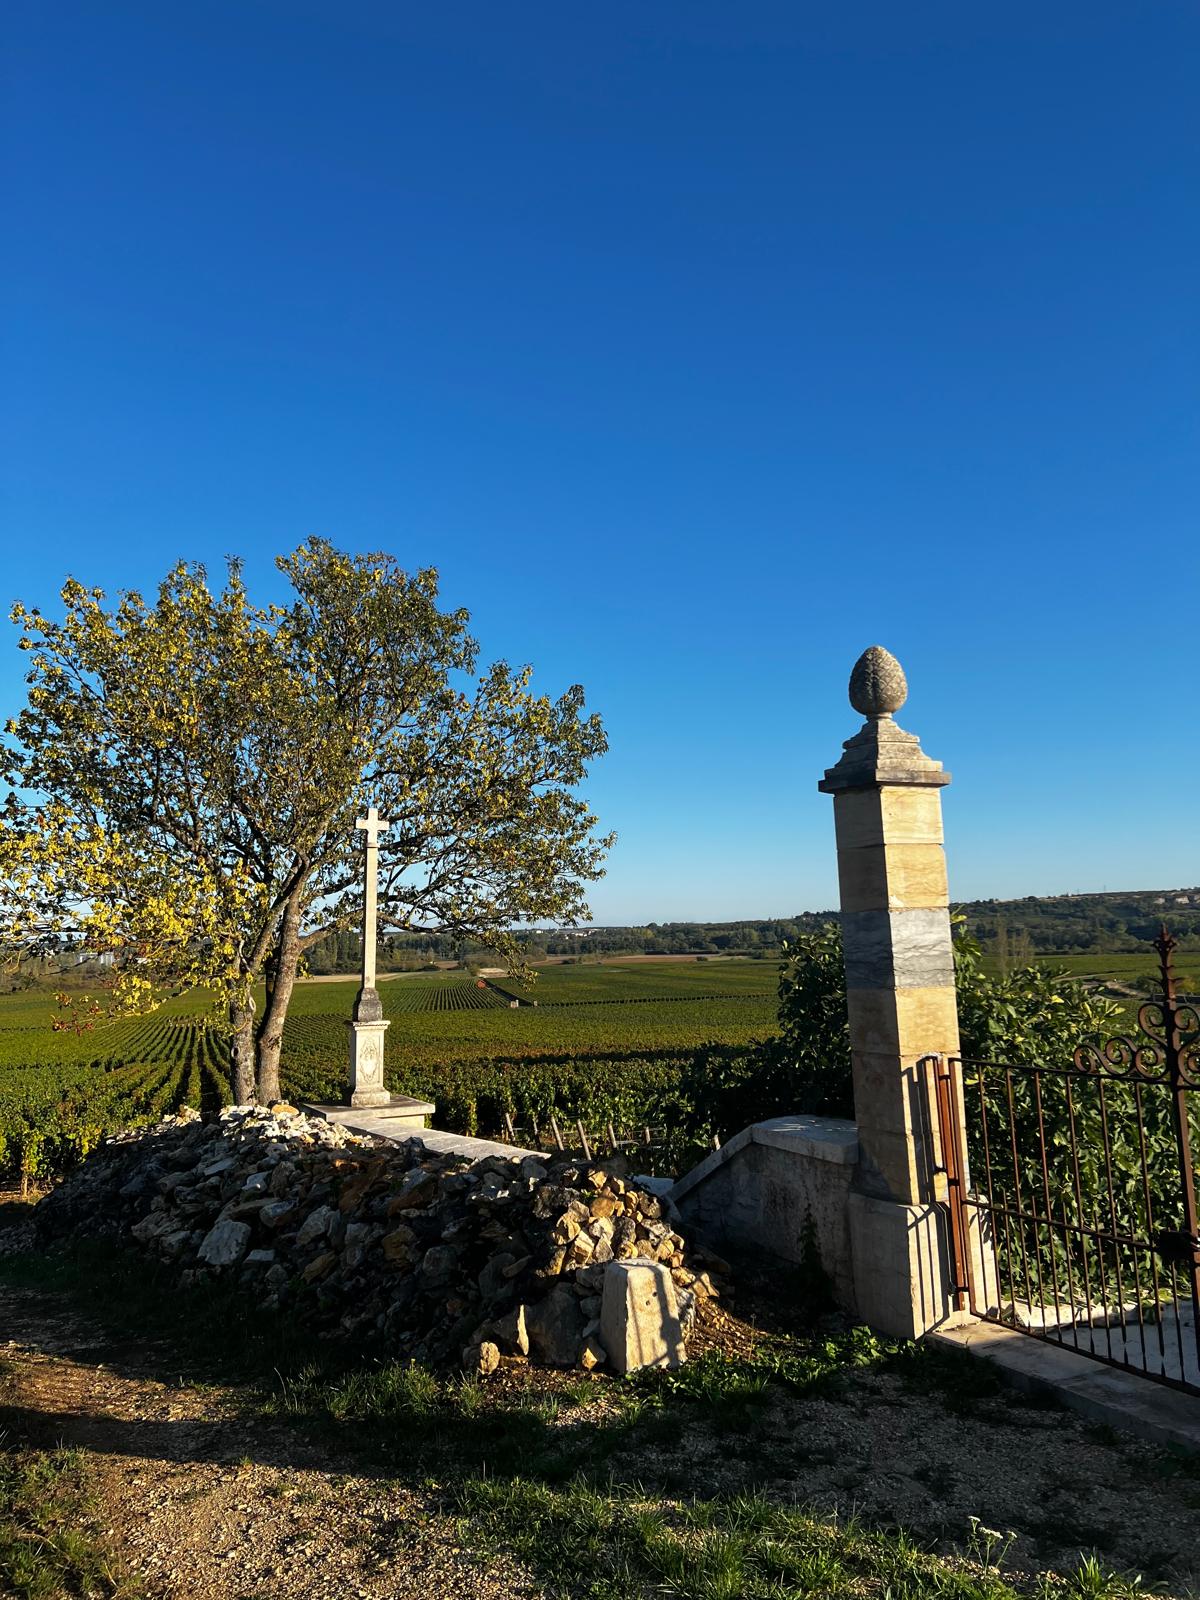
[1091,1200,1119,1364]
[1063,1077,1102,1352]
[1096,1080,1133,1368]
[1004,1069,1039,1318]
[1032,1073,1067,1331]
[974,1061,1017,1313]
[1058,1195,1082,1354]
[1158,929,1200,1387]
[1132,1080,1171,1379]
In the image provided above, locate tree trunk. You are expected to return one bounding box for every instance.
[229,996,256,1105]
[255,894,302,1104]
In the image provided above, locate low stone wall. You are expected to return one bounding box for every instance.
[36,1104,726,1374]
[670,1115,859,1311]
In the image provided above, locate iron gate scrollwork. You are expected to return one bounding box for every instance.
[925,928,1200,1395]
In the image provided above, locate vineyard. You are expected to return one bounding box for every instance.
[0,962,779,1185]
[385,979,511,1011]
[0,1018,232,1188]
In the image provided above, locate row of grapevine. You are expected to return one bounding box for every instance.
[277,1042,769,1175]
[0,1017,236,1183]
[384,981,508,1012]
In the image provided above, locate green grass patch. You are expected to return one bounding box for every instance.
[452,1476,1143,1600]
[0,1447,135,1599]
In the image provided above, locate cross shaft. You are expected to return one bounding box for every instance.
[356,806,390,994]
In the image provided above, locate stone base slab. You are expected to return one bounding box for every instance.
[304,1095,434,1131]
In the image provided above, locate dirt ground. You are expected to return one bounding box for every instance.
[0,1280,544,1599]
[4,1215,1200,1599]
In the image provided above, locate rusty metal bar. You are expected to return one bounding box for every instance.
[925,1054,970,1310]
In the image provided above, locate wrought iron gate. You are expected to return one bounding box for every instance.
[925,929,1200,1395]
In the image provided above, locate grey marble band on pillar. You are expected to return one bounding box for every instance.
[841,908,956,990]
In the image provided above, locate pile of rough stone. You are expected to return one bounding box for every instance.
[35,1104,726,1374]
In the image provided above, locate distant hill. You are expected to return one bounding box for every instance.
[301,888,1200,975]
[510,888,1200,959]
[952,888,1200,955]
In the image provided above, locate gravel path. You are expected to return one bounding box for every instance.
[0,1284,544,1600]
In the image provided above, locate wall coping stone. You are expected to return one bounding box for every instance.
[670,1114,859,1204]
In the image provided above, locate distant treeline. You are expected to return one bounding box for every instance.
[956,888,1200,954]
[303,887,1200,974]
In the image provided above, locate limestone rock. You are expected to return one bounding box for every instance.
[525,1284,585,1367]
[599,1260,686,1374]
[421,1245,457,1280]
[296,1205,335,1247]
[258,1199,295,1230]
[579,1336,606,1372]
[489,1303,529,1357]
[131,1210,175,1244]
[197,1219,251,1269]
[552,1210,583,1245]
[463,1339,501,1376]
[303,1251,337,1283]
[388,1169,438,1213]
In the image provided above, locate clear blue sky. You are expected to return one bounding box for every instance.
[3,3,1197,924]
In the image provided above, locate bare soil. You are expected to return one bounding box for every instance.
[4,1225,1200,1598]
[0,1280,544,1600]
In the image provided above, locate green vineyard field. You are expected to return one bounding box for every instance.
[0,962,778,1182]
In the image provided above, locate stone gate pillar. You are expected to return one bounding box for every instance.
[818,646,974,1338]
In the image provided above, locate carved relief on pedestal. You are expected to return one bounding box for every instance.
[357,1035,381,1085]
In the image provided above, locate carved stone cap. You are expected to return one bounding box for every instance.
[818,647,950,793]
[849,646,907,717]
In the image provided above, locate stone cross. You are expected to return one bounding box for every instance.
[348,804,392,1107]
[355,805,390,995]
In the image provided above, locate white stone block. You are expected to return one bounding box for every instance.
[599,1260,686,1374]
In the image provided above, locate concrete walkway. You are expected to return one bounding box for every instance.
[1040,1302,1200,1390]
[933,1319,1200,1452]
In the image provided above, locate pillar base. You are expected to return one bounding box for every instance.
[848,1189,975,1340]
[347,1018,391,1108]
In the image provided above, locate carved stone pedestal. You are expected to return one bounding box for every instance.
[348,1016,391,1108]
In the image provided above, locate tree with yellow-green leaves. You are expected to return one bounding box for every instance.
[0,540,612,1103]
